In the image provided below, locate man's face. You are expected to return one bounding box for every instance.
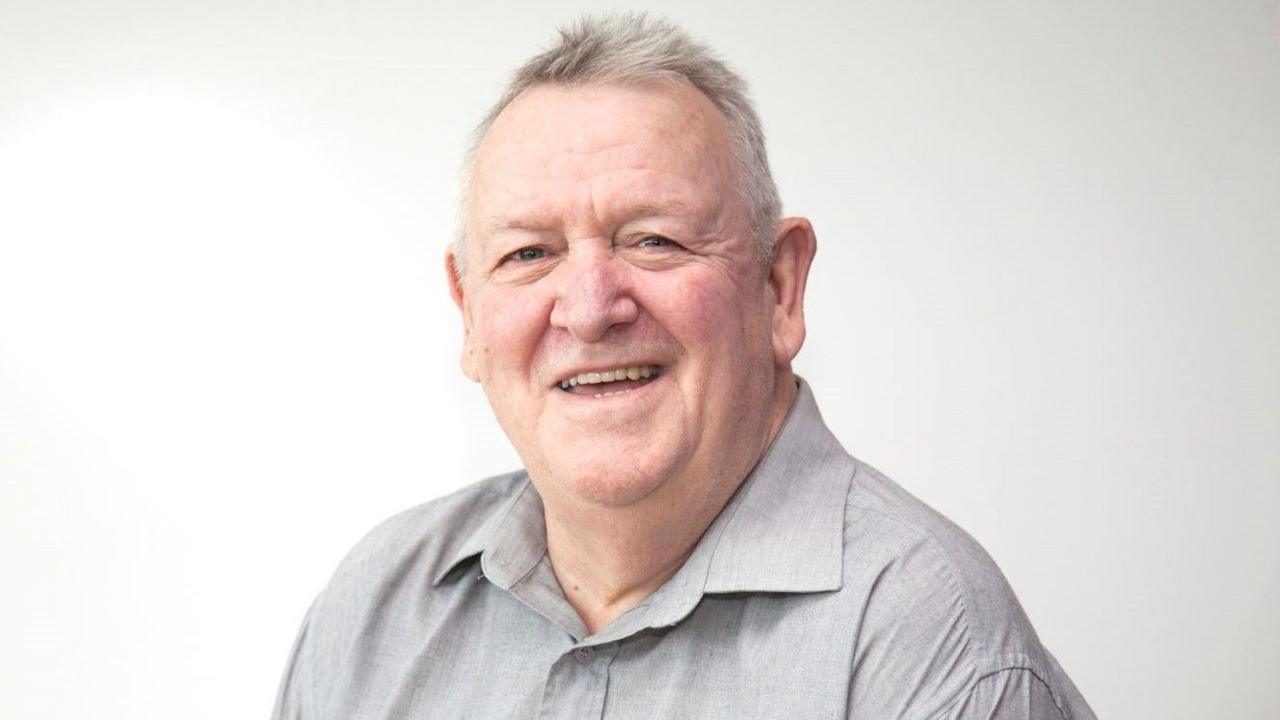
[452,81,793,511]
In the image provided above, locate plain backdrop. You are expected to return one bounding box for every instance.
[2,1,1277,718]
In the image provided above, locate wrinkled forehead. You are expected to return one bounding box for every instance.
[466,80,737,231]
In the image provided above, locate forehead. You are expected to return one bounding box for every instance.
[468,80,735,232]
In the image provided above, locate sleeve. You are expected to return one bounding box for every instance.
[843,528,1092,719]
[270,605,315,720]
[845,532,979,717]
[938,668,1070,720]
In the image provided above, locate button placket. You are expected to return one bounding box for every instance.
[539,643,619,719]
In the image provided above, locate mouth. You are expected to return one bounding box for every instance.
[557,365,662,398]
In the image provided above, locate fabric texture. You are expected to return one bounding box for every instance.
[272,381,1095,719]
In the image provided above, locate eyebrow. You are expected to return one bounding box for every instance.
[479,199,700,236]
[618,200,699,224]
[478,216,557,235]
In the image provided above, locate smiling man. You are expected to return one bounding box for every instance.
[273,14,1094,720]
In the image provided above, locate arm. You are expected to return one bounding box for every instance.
[270,605,314,720]
[938,667,1076,720]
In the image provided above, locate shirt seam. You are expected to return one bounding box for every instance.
[846,461,984,656]
[931,665,1070,720]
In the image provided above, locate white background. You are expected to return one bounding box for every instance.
[2,2,1277,718]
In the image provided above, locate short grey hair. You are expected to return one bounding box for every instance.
[453,12,782,274]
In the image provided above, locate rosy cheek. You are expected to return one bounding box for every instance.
[666,272,741,333]
[473,290,548,373]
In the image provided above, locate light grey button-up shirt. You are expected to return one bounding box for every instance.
[273,382,1095,719]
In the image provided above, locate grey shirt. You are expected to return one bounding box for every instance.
[273,382,1094,719]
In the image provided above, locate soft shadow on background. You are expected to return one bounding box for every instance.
[2,2,1277,718]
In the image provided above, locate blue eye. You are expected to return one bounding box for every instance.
[511,247,546,261]
[638,235,671,247]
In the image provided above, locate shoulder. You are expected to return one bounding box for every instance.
[840,459,1092,718]
[843,459,1042,660]
[273,471,528,718]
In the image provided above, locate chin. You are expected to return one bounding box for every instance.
[520,419,693,509]
[545,456,678,509]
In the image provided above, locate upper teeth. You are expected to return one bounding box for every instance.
[560,365,658,389]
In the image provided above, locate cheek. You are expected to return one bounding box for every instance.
[659,270,769,345]
[470,291,547,377]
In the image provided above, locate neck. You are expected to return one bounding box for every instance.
[543,370,798,635]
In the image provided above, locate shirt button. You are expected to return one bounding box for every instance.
[573,646,594,664]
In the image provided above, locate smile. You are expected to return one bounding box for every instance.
[558,365,662,396]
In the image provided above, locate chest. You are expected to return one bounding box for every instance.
[326,586,859,719]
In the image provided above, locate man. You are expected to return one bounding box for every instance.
[273,14,1094,719]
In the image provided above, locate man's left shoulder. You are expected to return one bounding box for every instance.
[837,459,1094,718]
[843,460,1038,649]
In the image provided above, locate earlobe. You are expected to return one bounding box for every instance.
[767,218,817,366]
[445,247,480,382]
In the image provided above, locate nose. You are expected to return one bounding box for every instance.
[548,242,638,342]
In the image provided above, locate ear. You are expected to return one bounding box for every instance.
[445,246,480,382]
[767,217,817,366]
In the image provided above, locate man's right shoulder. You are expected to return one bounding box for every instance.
[273,473,529,718]
[322,470,526,599]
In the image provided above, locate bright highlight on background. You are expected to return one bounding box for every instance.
[0,93,468,718]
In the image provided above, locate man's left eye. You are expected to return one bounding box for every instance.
[510,247,546,261]
[638,235,672,248]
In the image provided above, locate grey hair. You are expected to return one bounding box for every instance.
[452,12,782,275]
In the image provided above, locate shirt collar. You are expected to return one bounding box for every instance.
[432,478,544,587]
[433,378,852,601]
[699,378,852,594]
